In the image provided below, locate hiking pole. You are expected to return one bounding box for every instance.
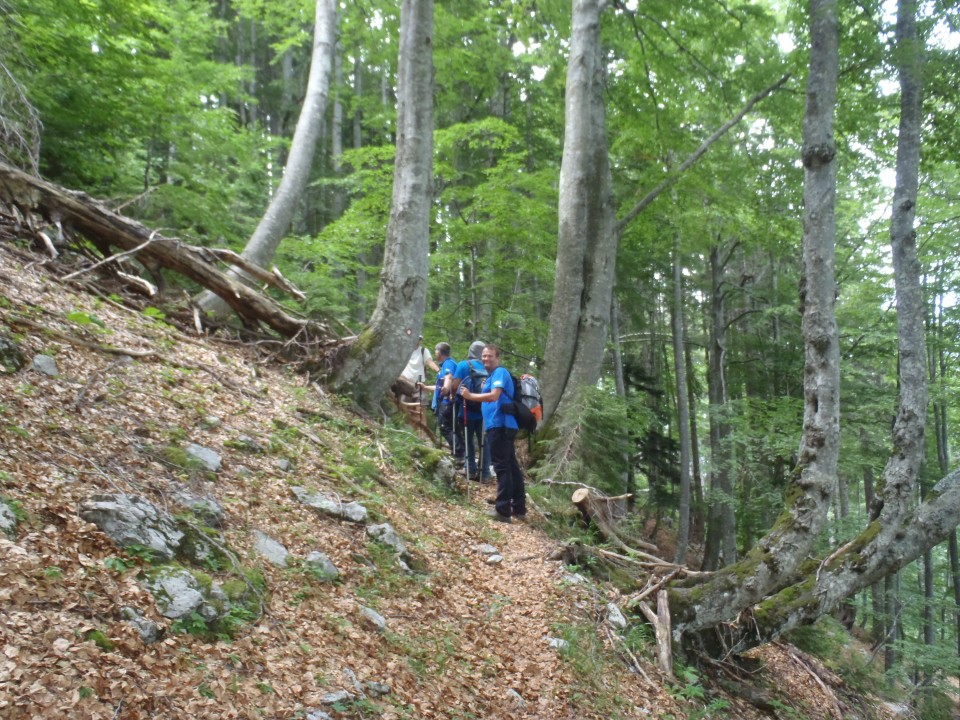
[462,397,470,502]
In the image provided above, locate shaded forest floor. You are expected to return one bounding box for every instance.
[0,240,904,719]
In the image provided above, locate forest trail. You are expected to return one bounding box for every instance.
[0,242,893,719]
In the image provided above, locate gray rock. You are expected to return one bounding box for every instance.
[476,543,499,555]
[233,434,266,453]
[365,681,390,697]
[506,688,526,709]
[486,554,503,565]
[120,606,162,644]
[185,443,221,472]
[606,603,628,630]
[432,456,457,485]
[291,486,368,523]
[31,354,58,376]
[547,637,569,651]
[359,606,387,632]
[0,501,17,534]
[275,458,293,472]
[882,703,910,718]
[79,494,183,562]
[253,531,289,567]
[146,567,228,621]
[342,667,363,694]
[0,334,25,373]
[200,415,221,430]
[365,523,408,557]
[169,483,224,527]
[305,551,340,581]
[306,711,334,720]
[320,690,354,706]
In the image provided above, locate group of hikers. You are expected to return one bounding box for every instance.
[401,336,541,524]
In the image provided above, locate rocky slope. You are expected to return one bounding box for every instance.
[0,241,897,720]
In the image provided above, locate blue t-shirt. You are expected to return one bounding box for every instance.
[434,357,457,408]
[453,359,487,420]
[481,366,518,430]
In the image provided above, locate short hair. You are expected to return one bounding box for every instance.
[435,342,451,357]
[482,343,501,358]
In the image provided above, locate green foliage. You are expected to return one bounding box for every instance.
[171,611,209,637]
[103,556,134,574]
[67,311,106,329]
[532,386,653,497]
[83,629,115,651]
[916,688,955,720]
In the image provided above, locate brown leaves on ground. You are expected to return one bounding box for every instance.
[0,244,894,719]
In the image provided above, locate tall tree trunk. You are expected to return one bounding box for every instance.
[671,0,841,652]
[611,295,636,503]
[685,320,704,542]
[330,0,434,411]
[669,0,953,657]
[331,32,346,220]
[197,0,337,317]
[885,572,900,673]
[671,237,693,565]
[702,242,736,571]
[877,0,925,525]
[539,0,616,424]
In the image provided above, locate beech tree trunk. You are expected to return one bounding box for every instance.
[541,60,791,424]
[668,0,950,658]
[671,236,693,565]
[540,0,616,425]
[197,0,336,317]
[329,0,434,411]
[702,242,737,571]
[670,0,842,654]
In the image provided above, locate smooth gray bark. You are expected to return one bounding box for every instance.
[198,0,336,317]
[542,67,791,425]
[671,238,692,565]
[702,243,737,571]
[671,0,841,652]
[540,0,616,425]
[330,0,434,411]
[671,0,951,656]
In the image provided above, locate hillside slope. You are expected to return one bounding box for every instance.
[0,241,895,720]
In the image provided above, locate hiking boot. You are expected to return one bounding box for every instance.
[485,497,497,505]
[469,471,481,482]
[454,457,465,469]
[487,509,511,524]
[480,475,493,484]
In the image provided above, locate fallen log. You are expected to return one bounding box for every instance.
[571,487,659,553]
[0,161,323,340]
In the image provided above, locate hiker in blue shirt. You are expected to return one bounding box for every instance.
[458,343,525,523]
[433,342,461,461]
[444,340,492,482]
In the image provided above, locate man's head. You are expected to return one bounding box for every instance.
[468,340,485,360]
[435,342,451,360]
[481,344,501,372]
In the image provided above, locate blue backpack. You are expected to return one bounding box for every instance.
[462,360,488,414]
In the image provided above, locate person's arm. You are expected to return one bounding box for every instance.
[443,374,461,397]
[459,385,502,403]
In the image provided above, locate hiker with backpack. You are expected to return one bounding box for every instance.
[400,335,439,406]
[432,342,461,462]
[458,343,525,523]
[444,340,491,483]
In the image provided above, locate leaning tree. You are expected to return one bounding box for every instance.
[665,0,960,659]
[328,0,435,411]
